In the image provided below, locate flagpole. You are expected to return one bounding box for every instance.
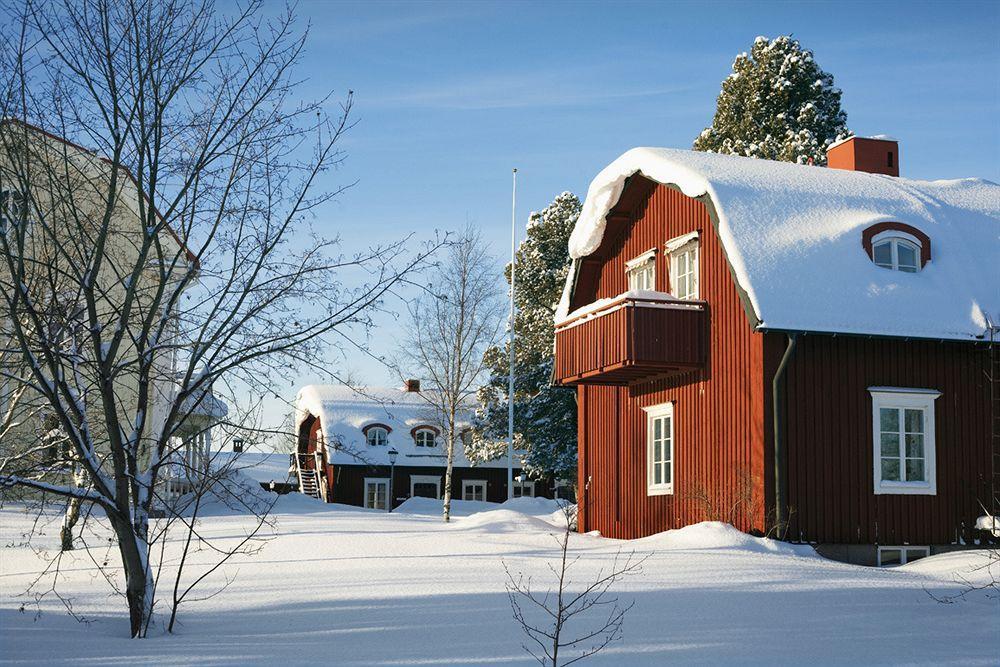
[507,168,517,501]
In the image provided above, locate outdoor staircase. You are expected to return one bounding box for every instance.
[299,468,322,499]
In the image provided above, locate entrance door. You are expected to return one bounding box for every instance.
[410,475,441,499]
[364,478,389,510]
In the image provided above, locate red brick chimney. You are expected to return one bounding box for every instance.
[404,379,421,392]
[827,135,899,177]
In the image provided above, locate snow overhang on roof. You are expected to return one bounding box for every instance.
[559,147,1000,341]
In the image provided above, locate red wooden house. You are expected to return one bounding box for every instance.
[554,137,999,565]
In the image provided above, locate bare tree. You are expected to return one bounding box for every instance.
[503,505,646,667]
[401,227,503,521]
[0,0,439,637]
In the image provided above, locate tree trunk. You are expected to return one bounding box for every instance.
[60,496,81,551]
[443,420,455,523]
[108,510,153,638]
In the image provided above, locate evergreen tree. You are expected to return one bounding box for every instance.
[470,192,580,482]
[694,35,850,165]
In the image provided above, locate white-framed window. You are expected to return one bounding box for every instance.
[872,235,921,273]
[666,234,699,300]
[877,545,930,567]
[512,480,535,498]
[462,479,487,502]
[413,428,437,447]
[643,402,674,496]
[410,474,441,499]
[365,426,389,447]
[364,477,390,510]
[554,479,574,501]
[0,189,27,230]
[869,388,939,495]
[625,249,656,291]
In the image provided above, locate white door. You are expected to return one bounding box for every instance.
[364,478,389,510]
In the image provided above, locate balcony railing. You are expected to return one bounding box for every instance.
[553,292,706,386]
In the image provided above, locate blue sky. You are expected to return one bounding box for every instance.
[258,0,999,428]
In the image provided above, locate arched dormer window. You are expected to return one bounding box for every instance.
[362,423,391,446]
[862,222,931,273]
[412,426,439,447]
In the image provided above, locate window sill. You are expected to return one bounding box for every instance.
[873,482,936,496]
[647,484,673,497]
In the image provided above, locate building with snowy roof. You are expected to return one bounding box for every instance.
[554,136,999,565]
[293,382,560,510]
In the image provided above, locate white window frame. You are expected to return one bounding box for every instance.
[364,477,390,511]
[869,387,939,495]
[365,426,389,447]
[871,235,921,273]
[666,235,699,300]
[643,402,674,496]
[413,428,437,447]
[512,480,535,498]
[625,248,656,292]
[410,474,441,499]
[877,545,930,567]
[462,479,487,502]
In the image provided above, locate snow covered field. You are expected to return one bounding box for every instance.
[1,493,997,666]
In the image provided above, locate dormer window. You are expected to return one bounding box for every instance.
[625,249,656,291]
[872,237,920,273]
[363,424,390,446]
[862,223,931,272]
[413,427,438,447]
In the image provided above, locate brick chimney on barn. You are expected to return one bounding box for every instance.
[404,379,421,393]
[827,135,899,177]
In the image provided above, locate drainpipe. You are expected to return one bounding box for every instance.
[772,333,798,539]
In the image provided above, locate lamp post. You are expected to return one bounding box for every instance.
[387,447,398,512]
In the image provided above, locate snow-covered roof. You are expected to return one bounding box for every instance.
[211,451,294,485]
[561,147,1000,341]
[295,385,512,468]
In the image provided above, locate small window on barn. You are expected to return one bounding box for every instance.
[364,425,389,447]
[872,237,920,272]
[643,402,674,496]
[413,427,437,447]
[665,232,699,300]
[625,249,656,291]
[877,545,929,567]
[869,388,939,495]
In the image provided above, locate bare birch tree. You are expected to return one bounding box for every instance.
[401,227,503,521]
[0,0,439,637]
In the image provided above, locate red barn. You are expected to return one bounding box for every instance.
[554,137,999,565]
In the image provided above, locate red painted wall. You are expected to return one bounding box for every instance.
[575,180,767,539]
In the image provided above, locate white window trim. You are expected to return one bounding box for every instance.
[872,236,921,272]
[365,426,389,447]
[413,427,437,447]
[643,402,675,496]
[664,230,699,253]
[667,236,699,301]
[462,479,487,501]
[869,387,940,495]
[512,480,536,498]
[877,545,930,567]
[410,474,441,499]
[870,229,923,248]
[625,248,657,270]
[363,477,390,511]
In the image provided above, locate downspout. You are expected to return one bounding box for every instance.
[772,333,798,539]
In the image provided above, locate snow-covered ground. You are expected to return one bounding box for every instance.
[1,491,997,666]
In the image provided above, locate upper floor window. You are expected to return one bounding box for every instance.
[666,233,699,300]
[862,223,930,272]
[625,249,656,291]
[413,427,437,447]
[869,387,939,495]
[364,425,389,447]
[643,402,674,496]
[872,237,920,272]
[0,190,27,231]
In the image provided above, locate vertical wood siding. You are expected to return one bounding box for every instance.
[770,333,991,545]
[575,182,766,539]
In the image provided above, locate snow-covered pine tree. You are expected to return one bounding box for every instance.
[693,35,851,165]
[470,192,580,483]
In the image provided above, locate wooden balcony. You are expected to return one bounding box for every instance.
[554,292,706,386]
